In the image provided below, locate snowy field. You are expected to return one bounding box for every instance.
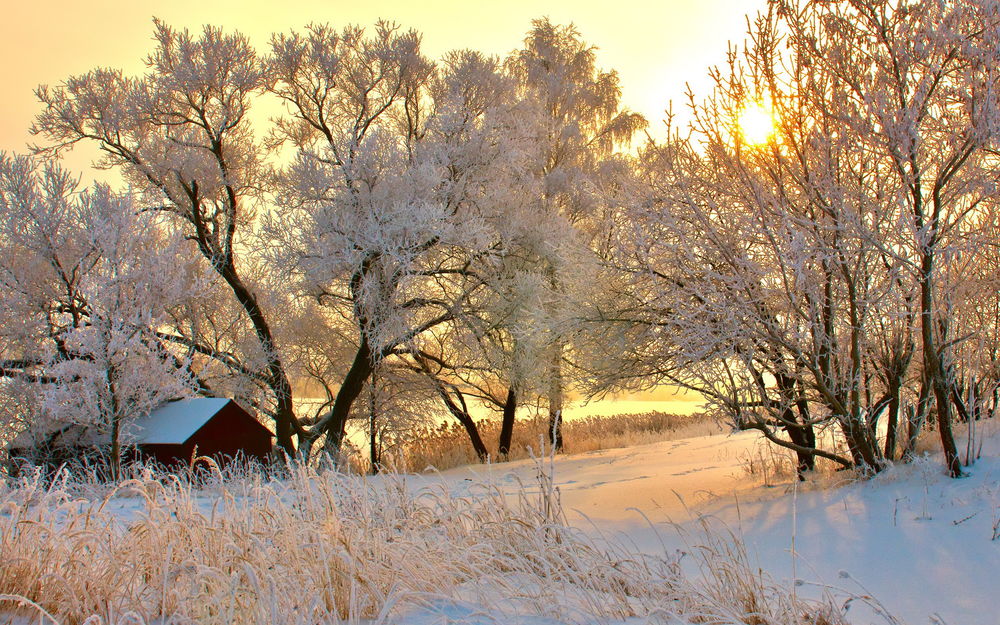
[409,427,1000,625]
[2,424,997,625]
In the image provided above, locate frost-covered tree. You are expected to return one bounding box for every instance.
[506,19,645,450]
[29,20,305,455]
[27,18,625,462]
[943,214,1000,461]
[266,25,537,456]
[773,0,1000,476]
[398,248,556,460]
[607,0,1000,478]
[0,155,198,476]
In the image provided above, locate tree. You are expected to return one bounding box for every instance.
[506,18,645,450]
[30,20,305,456]
[604,0,1000,478]
[773,0,1000,476]
[401,253,553,459]
[0,154,198,477]
[360,359,443,472]
[266,26,533,456]
[28,19,595,463]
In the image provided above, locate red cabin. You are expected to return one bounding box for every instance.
[132,398,274,467]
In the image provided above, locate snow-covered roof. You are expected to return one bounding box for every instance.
[130,397,233,444]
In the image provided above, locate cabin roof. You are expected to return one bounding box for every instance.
[131,397,234,444]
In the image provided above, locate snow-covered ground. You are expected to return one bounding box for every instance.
[3,424,996,625]
[413,426,1000,625]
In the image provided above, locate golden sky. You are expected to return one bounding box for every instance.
[1,0,765,172]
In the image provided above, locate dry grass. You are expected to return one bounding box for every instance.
[736,441,802,486]
[0,459,864,625]
[736,440,850,487]
[913,417,1000,461]
[380,411,723,473]
[670,517,849,625]
[735,425,871,487]
[736,415,1000,495]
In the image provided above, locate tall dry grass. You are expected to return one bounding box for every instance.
[0,459,862,625]
[378,411,723,473]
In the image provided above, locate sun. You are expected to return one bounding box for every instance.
[737,100,776,146]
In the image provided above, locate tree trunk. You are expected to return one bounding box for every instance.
[368,368,379,475]
[545,260,565,453]
[783,420,813,479]
[411,351,490,462]
[221,264,297,457]
[836,416,864,467]
[547,342,564,452]
[918,251,963,477]
[902,378,932,462]
[776,374,814,478]
[109,398,121,481]
[498,387,517,457]
[931,372,961,476]
[841,415,882,474]
[884,380,901,461]
[319,337,374,457]
[434,384,489,462]
[453,410,489,462]
[107,363,122,481]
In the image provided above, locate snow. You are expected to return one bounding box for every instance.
[5,422,996,624]
[414,426,1000,625]
[697,459,1000,623]
[128,397,232,444]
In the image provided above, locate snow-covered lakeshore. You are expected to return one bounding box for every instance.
[3,425,997,625]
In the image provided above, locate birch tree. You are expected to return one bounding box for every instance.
[507,18,645,450]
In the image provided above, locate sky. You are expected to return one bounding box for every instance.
[0,0,766,176]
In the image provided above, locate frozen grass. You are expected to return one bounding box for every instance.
[735,436,855,487]
[0,458,854,625]
[383,411,723,473]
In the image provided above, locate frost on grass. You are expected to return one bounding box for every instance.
[0,461,850,625]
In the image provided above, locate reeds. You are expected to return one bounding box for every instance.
[0,459,863,625]
[379,411,724,473]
